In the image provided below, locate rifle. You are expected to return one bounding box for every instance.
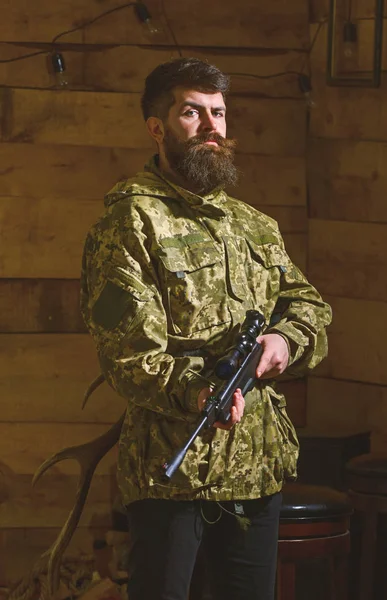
[163,309,265,479]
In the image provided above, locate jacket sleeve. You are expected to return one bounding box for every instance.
[265,234,332,377]
[80,216,206,423]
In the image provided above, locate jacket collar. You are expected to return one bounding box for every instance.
[145,155,227,218]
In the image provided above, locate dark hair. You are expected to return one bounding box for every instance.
[141,57,230,121]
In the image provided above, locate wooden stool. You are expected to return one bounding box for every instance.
[277,483,352,600]
[345,453,387,600]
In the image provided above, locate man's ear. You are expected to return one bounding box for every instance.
[146,117,165,144]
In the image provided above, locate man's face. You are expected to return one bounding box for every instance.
[160,87,238,195]
[166,87,227,142]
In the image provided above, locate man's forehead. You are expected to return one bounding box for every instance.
[172,87,225,109]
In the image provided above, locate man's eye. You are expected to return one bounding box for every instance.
[184,109,197,117]
[214,111,225,117]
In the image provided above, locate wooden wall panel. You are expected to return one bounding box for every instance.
[307,139,387,223]
[0,280,85,333]
[0,144,149,199]
[0,527,105,586]
[0,89,152,148]
[311,20,386,75]
[227,98,306,156]
[1,196,307,278]
[282,233,307,272]
[315,296,387,386]
[0,423,118,475]
[0,472,113,528]
[0,0,309,48]
[0,196,101,278]
[0,0,157,44]
[309,0,329,21]
[163,0,309,49]
[310,81,387,141]
[265,206,307,234]
[310,0,377,22]
[307,376,387,450]
[1,90,306,156]
[307,376,370,432]
[0,144,306,206]
[235,155,307,207]
[0,45,305,96]
[308,219,387,302]
[305,0,387,452]
[83,46,305,96]
[0,334,124,423]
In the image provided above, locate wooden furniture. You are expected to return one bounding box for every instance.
[277,483,352,600]
[345,453,387,600]
[296,429,371,490]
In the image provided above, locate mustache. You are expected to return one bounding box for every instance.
[186,132,236,150]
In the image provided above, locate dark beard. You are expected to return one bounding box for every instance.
[163,129,239,196]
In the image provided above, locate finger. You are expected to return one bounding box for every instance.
[259,364,286,379]
[256,350,273,378]
[233,389,245,419]
[214,397,243,430]
[214,405,239,430]
[197,387,213,411]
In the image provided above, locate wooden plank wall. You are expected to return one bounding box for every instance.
[307,0,387,451]
[0,0,311,585]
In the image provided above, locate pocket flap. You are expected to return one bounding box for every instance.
[157,237,221,273]
[106,265,154,301]
[247,238,291,270]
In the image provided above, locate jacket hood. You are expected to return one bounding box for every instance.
[103,155,228,218]
[104,167,174,209]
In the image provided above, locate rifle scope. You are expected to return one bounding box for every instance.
[214,309,265,380]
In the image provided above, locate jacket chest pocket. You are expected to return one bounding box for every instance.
[157,242,230,337]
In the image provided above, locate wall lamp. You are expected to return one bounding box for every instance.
[327,0,384,87]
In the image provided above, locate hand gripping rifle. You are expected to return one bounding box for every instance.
[162,309,265,480]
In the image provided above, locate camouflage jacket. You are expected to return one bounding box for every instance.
[80,156,332,505]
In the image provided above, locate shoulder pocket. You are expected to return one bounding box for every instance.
[247,238,291,270]
[92,266,153,330]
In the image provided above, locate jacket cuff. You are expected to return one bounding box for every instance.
[184,377,205,413]
[184,370,223,414]
[266,321,309,367]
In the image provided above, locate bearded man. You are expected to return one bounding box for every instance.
[80,58,332,600]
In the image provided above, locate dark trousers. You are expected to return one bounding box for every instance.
[126,493,282,600]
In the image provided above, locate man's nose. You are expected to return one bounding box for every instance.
[200,112,217,131]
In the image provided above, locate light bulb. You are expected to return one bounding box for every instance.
[51,52,68,88]
[343,22,357,59]
[298,74,316,109]
[304,92,316,109]
[143,18,159,35]
[134,2,160,35]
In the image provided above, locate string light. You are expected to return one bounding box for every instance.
[0,1,160,87]
[134,2,160,35]
[51,52,68,87]
[298,73,315,108]
[0,6,326,101]
[343,21,358,59]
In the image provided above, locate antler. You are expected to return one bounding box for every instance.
[31,375,125,596]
